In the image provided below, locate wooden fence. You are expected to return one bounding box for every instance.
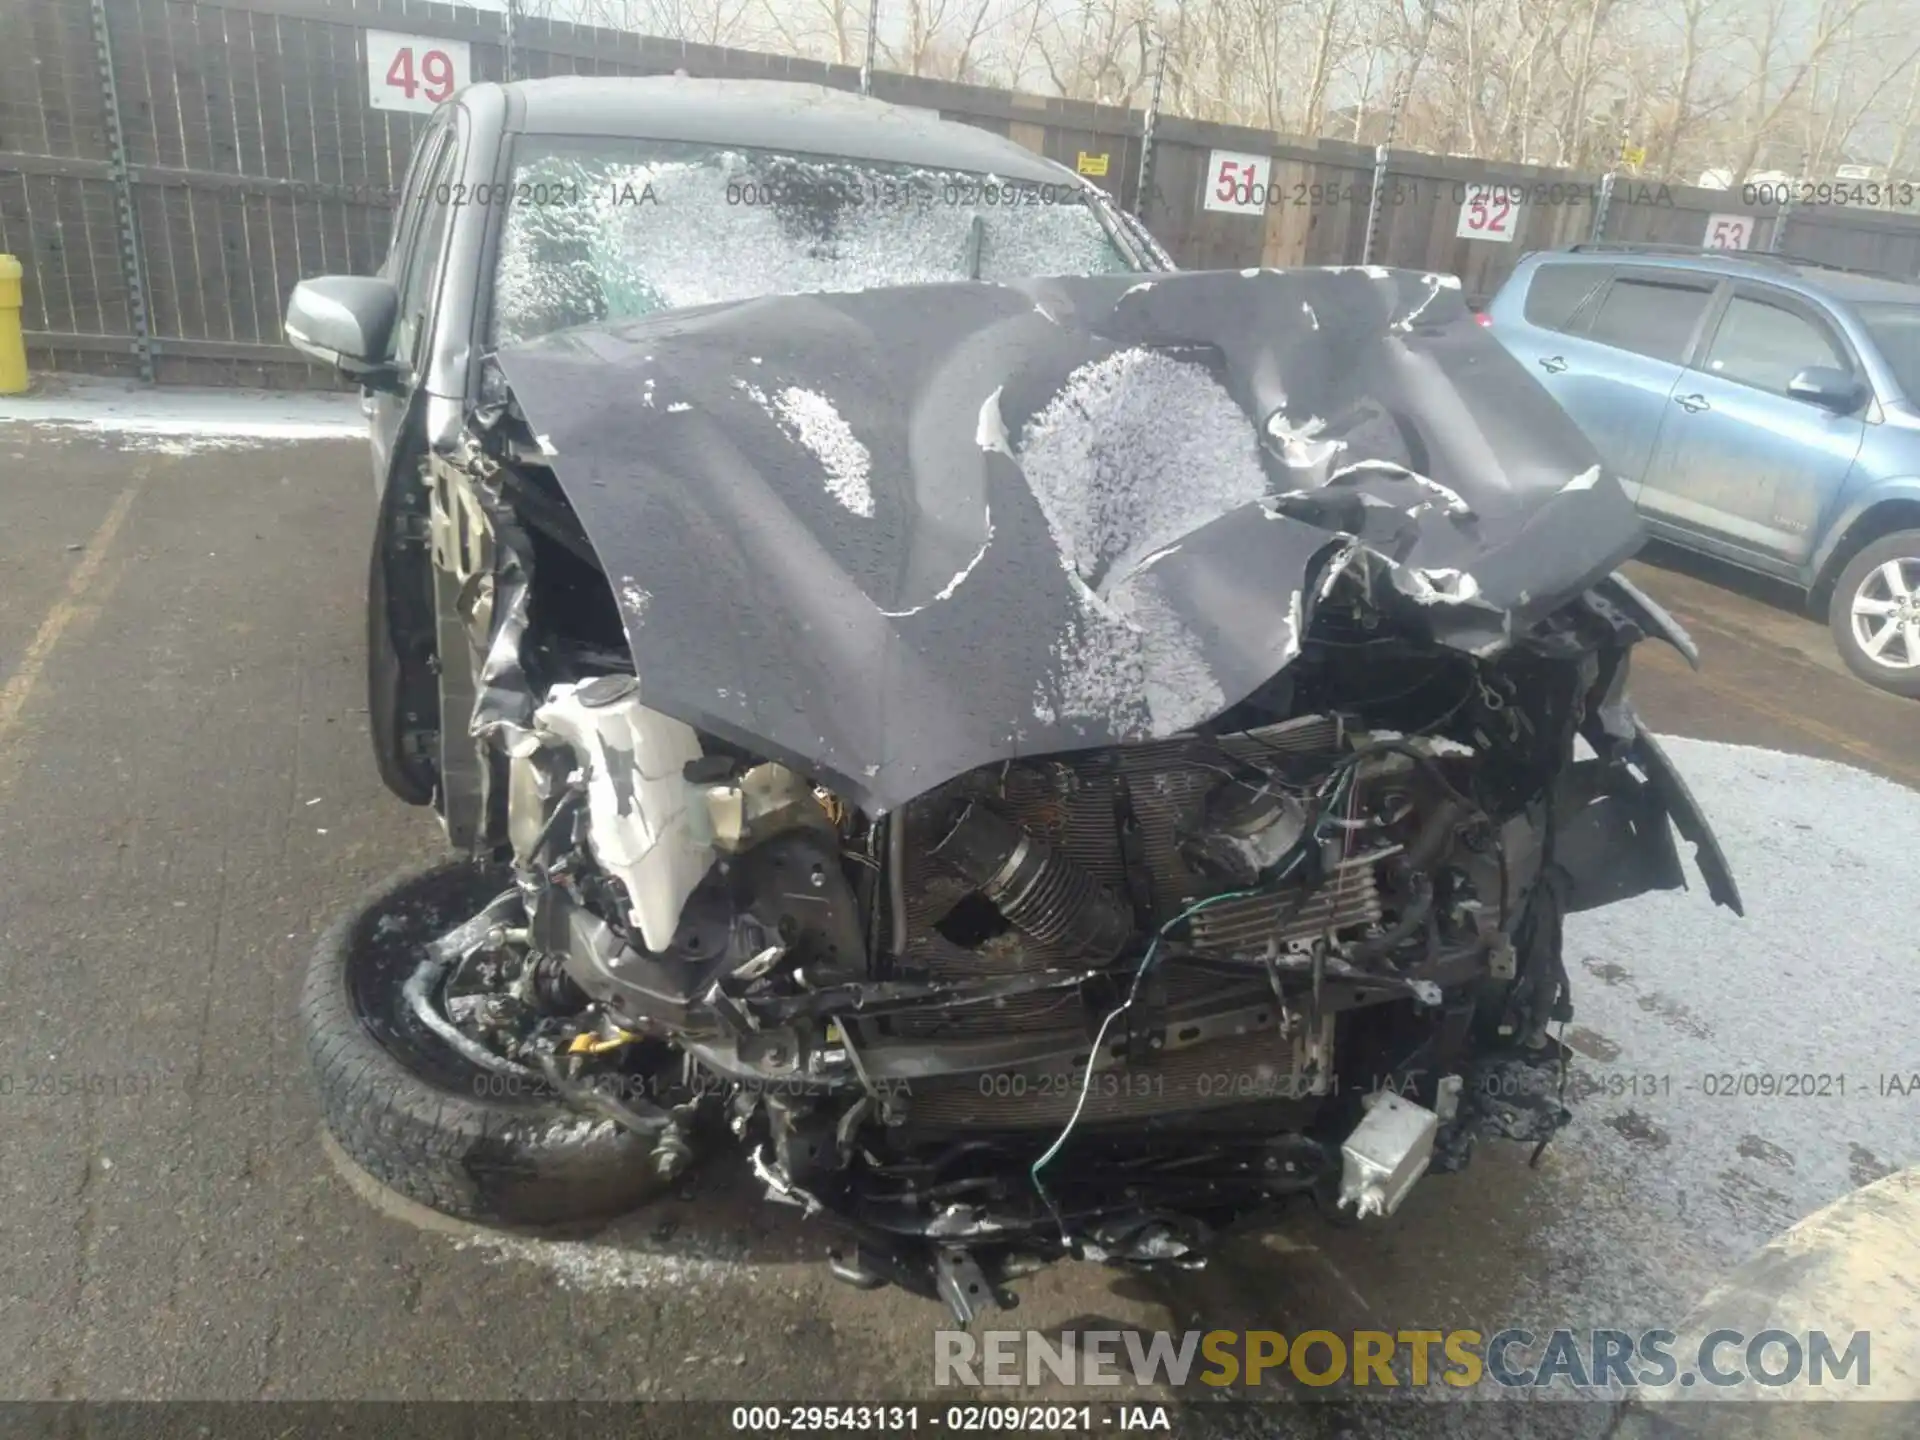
[3,0,1918,386]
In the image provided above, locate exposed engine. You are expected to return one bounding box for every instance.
[392,446,1736,1320]
[348,267,1743,1318]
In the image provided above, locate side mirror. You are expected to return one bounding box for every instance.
[1786,365,1866,414]
[285,276,401,387]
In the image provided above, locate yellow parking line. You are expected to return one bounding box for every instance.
[0,479,141,748]
[1642,641,1920,790]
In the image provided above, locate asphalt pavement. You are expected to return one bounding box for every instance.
[0,400,1915,1432]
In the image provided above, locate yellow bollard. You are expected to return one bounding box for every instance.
[0,254,27,395]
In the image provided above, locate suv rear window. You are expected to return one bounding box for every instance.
[1586,277,1716,363]
[1523,263,1607,331]
[1856,302,1920,401]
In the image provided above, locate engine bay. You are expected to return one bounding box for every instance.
[370,428,1736,1318]
[341,268,1743,1318]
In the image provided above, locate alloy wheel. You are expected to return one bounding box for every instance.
[1849,557,1920,671]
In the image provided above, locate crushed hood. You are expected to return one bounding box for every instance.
[492,266,1645,814]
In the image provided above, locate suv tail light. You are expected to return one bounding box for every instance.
[1474,311,1493,327]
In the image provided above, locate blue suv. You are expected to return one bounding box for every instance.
[1487,244,1920,697]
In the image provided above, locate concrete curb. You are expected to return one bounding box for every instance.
[1609,1165,1920,1438]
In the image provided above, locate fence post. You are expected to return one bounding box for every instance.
[1768,151,1810,253]
[860,0,880,95]
[1768,185,1796,253]
[1358,68,1421,266]
[1133,29,1165,220]
[88,0,153,383]
[1359,145,1390,265]
[1590,171,1615,241]
[503,0,518,81]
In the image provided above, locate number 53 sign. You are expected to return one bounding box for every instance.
[366,30,471,114]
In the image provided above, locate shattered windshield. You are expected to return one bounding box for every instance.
[490,138,1137,347]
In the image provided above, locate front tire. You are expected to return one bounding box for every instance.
[303,858,676,1225]
[1828,530,1920,699]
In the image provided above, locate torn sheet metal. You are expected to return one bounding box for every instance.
[492,267,1644,814]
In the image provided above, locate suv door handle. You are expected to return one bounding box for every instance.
[1673,393,1711,413]
[1538,355,1567,374]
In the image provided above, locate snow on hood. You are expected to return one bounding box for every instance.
[491,266,1644,814]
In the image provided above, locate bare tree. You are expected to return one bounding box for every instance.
[1726,0,1879,180]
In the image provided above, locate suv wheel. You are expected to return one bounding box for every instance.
[1828,529,1920,698]
[304,858,687,1224]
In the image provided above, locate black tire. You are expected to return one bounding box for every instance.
[1827,528,1920,699]
[303,858,675,1225]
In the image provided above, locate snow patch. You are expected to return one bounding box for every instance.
[3,378,360,443]
[1393,272,1448,331]
[451,1232,737,1293]
[1532,737,1920,1347]
[1015,347,1268,595]
[1035,574,1226,736]
[878,507,995,616]
[933,508,994,600]
[1014,348,1270,733]
[748,386,873,518]
[618,577,651,623]
[975,386,1011,455]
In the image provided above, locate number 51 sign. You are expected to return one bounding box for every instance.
[366,30,471,114]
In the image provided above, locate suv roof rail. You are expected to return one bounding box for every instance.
[1564,241,1908,283]
[1563,241,1798,272]
[1769,250,1911,282]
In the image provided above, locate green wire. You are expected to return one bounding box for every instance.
[1027,765,1352,1239]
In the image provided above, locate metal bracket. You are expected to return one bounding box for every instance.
[1359,145,1390,266]
[1589,171,1616,242]
[1769,178,1798,254]
[859,0,879,95]
[1133,29,1166,221]
[934,1246,996,1326]
[88,0,153,383]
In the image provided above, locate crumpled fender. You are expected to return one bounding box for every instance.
[1631,723,1744,915]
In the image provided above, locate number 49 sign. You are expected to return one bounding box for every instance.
[366,30,470,114]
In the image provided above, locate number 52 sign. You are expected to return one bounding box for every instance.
[1455,182,1524,242]
[366,30,470,114]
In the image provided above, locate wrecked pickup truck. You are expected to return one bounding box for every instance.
[286,84,1740,1321]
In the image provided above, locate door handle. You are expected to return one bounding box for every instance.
[1674,393,1710,413]
[1538,355,1567,374]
